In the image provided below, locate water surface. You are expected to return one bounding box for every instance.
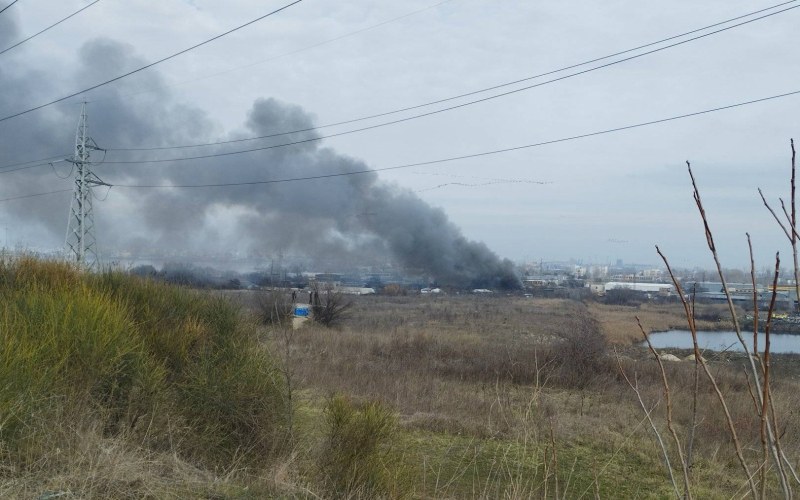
[644,330,800,354]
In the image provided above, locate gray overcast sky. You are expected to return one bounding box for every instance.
[1,0,799,271]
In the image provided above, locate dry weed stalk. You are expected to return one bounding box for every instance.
[758,139,800,489]
[637,316,692,499]
[632,147,800,498]
[758,140,799,315]
[685,286,701,474]
[657,245,758,499]
[549,417,560,499]
[615,354,681,499]
[575,399,657,499]
[684,160,794,498]
[759,253,780,499]
[748,235,761,364]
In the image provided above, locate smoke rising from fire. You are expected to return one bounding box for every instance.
[0,33,519,289]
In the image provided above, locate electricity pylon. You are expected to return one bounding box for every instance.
[65,103,107,270]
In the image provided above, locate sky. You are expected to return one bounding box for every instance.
[0,0,799,273]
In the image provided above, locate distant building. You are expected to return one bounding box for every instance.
[604,282,674,294]
[337,286,376,295]
[684,281,792,308]
[637,268,663,281]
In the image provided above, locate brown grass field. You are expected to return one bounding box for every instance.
[5,269,800,498]
[238,292,800,498]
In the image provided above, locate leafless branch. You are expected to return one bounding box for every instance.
[759,188,793,241]
[616,353,680,499]
[637,316,692,499]
[657,244,757,498]
[761,253,787,498]
[748,234,762,365]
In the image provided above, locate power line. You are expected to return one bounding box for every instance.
[98,4,800,167]
[105,1,800,153]
[87,0,458,107]
[3,87,799,201]
[0,0,456,171]
[105,88,800,188]
[0,153,70,171]
[0,188,71,203]
[0,0,19,15]
[0,0,304,123]
[417,180,549,193]
[412,171,551,183]
[0,159,68,175]
[0,0,101,56]
[3,0,796,171]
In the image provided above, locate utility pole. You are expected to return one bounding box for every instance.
[65,103,108,270]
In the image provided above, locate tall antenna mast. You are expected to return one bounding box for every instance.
[65,102,107,270]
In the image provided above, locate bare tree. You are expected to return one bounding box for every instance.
[311,282,353,327]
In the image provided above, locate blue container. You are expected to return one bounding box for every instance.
[294,306,310,317]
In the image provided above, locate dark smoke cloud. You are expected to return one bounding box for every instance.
[0,33,519,289]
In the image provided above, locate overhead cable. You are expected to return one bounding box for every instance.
[0,154,70,171]
[90,0,458,106]
[3,87,799,200]
[4,0,796,170]
[105,0,800,153]
[0,188,71,203]
[99,5,800,166]
[0,0,101,56]
[0,160,68,175]
[0,0,19,15]
[0,0,304,123]
[106,88,800,188]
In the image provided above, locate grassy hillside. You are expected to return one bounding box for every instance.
[3,259,800,498]
[0,258,287,497]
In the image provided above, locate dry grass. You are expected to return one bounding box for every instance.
[0,258,289,498]
[6,273,800,498]
[249,293,800,497]
[589,301,737,344]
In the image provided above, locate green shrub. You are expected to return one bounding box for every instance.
[0,279,156,453]
[319,395,406,498]
[0,258,287,470]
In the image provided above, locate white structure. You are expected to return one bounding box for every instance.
[65,104,107,270]
[337,286,376,295]
[604,282,674,294]
[637,268,664,280]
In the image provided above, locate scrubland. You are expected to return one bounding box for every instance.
[268,295,800,498]
[2,259,800,498]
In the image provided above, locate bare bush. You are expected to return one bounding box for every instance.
[311,283,353,327]
[257,290,295,327]
[550,316,610,389]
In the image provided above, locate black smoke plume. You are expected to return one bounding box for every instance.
[0,33,520,290]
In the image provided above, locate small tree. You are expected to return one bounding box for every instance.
[311,282,353,327]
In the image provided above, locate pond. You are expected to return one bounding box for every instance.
[644,330,800,354]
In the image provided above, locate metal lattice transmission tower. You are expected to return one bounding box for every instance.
[65,103,108,270]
